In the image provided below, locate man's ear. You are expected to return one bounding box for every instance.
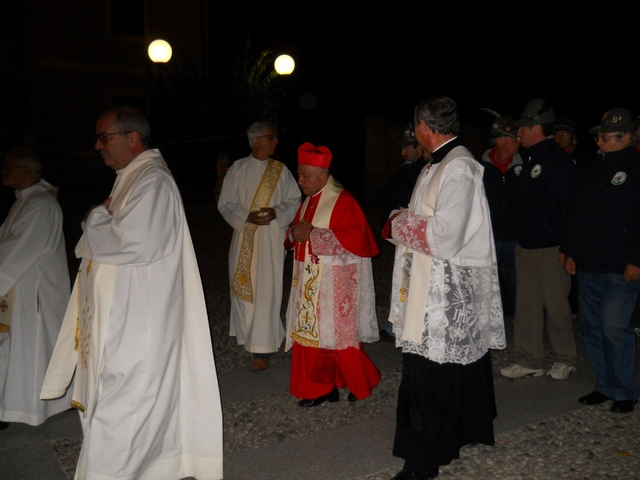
[129,130,141,146]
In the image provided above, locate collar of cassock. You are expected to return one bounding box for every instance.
[430,136,463,165]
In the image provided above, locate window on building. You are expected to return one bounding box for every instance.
[110,0,144,37]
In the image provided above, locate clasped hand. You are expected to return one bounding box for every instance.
[248,208,276,226]
[84,197,113,222]
[291,219,313,243]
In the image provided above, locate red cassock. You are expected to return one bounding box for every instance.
[286,189,381,400]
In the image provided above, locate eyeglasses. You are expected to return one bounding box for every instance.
[255,134,278,141]
[594,134,618,142]
[96,130,133,145]
[0,164,28,172]
[593,133,619,143]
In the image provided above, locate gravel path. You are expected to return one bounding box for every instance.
[190,206,640,480]
[47,205,640,479]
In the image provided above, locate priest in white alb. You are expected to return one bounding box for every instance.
[218,120,301,371]
[383,96,506,480]
[0,147,72,430]
[41,106,223,480]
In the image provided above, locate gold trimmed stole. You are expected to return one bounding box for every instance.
[291,176,342,348]
[230,159,284,302]
[0,289,14,334]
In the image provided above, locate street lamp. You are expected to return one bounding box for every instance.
[148,39,172,116]
[274,54,295,75]
[148,39,172,63]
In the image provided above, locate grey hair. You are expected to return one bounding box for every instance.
[99,105,151,147]
[611,131,640,148]
[5,146,42,177]
[246,121,277,148]
[414,95,460,136]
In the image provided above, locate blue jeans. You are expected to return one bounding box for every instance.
[578,271,640,401]
[495,239,517,310]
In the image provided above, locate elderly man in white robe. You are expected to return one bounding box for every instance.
[0,147,72,430]
[41,106,223,480]
[218,120,301,371]
[383,96,506,480]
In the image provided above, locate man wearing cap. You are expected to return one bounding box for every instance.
[284,142,381,407]
[379,123,428,341]
[381,123,428,228]
[553,116,595,316]
[218,120,301,371]
[553,116,595,170]
[384,96,506,480]
[500,99,578,381]
[561,107,640,413]
[479,111,522,314]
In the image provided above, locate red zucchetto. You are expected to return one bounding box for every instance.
[297,142,332,168]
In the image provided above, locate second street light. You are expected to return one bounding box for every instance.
[148,39,172,112]
[274,54,295,75]
[274,54,295,161]
[148,39,172,63]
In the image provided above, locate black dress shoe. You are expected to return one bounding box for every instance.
[0,421,9,430]
[298,387,339,407]
[578,391,612,405]
[610,400,637,413]
[391,467,439,480]
[348,392,358,402]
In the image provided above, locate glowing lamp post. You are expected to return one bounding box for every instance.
[148,39,172,63]
[148,39,172,105]
[274,54,295,75]
[274,55,295,141]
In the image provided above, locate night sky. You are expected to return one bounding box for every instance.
[215,16,640,155]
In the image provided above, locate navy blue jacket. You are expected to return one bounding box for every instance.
[380,157,427,229]
[515,138,576,249]
[561,146,640,274]
[479,150,523,241]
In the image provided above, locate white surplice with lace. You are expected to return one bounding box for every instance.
[388,146,506,365]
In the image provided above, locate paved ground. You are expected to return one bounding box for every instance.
[1,204,638,479]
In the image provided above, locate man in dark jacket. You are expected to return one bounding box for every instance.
[500,99,578,381]
[379,123,428,342]
[380,123,428,227]
[553,116,596,315]
[553,116,596,170]
[561,108,640,414]
[479,112,522,313]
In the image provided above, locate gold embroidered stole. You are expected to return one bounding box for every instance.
[230,159,284,302]
[292,176,342,347]
[0,289,14,334]
[75,260,92,369]
[401,148,461,344]
[70,158,151,414]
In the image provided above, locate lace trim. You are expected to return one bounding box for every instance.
[309,227,348,256]
[391,257,506,364]
[391,211,431,256]
[286,239,379,351]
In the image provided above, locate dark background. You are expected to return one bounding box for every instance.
[207,15,639,187]
[2,12,639,218]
